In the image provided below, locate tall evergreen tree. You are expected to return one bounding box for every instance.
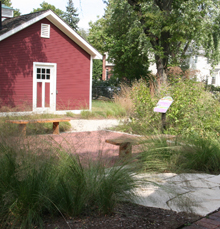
[63,0,79,31]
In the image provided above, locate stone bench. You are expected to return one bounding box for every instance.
[105,134,176,157]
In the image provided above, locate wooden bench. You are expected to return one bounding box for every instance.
[105,134,176,157]
[5,118,71,136]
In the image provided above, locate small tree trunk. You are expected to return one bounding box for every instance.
[156,54,167,84]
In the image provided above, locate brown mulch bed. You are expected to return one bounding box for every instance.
[44,202,200,229]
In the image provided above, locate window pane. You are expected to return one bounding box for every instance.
[42,74,45,79]
[37,74,41,79]
[46,69,50,74]
[42,69,45,73]
[37,68,41,73]
[46,74,50,79]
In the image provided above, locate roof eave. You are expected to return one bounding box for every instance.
[0,10,102,60]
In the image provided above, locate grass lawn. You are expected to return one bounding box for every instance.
[67,100,127,119]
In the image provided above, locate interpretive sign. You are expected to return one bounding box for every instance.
[154,96,173,113]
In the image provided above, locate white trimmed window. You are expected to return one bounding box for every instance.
[41,24,50,38]
[212,77,216,85]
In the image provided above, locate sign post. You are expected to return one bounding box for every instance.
[154,96,173,133]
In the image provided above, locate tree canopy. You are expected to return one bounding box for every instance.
[63,0,79,31]
[126,0,220,82]
[99,0,220,82]
[32,1,65,18]
[32,1,79,31]
[104,0,150,81]
[88,1,151,82]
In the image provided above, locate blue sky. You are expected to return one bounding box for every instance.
[11,0,106,30]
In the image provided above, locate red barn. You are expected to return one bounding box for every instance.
[0,10,101,114]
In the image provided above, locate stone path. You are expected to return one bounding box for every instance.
[133,173,220,217]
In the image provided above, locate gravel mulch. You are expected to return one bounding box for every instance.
[44,202,200,229]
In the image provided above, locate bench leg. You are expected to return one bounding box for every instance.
[53,122,59,134]
[19,124,26,137]
[119,143,132,157]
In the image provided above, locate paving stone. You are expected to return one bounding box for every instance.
[134,173,176,184]
[166,173,214,182]
[198,218,220,226]
[209,215,220,222]
[205,175,220,184]
[177,179,220,190]
[168,189,220,216]
[212,211,220,218]
[183,225,207,229]
[133,183,188,210]
[196,218,219,228]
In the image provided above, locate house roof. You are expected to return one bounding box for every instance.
[0,10,102,59]
[2,4,14,10]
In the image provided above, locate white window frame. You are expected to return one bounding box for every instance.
[33,62,57,112]
[41,23,50,38]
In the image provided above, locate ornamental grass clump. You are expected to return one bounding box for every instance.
[0,136,136,228]
[174,135,220,174]
[0,140,57,229]
[139,134,220,174]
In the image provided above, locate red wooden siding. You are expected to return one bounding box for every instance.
[45,82,50,107]
[37,82,42,108]
[0,18,90,111]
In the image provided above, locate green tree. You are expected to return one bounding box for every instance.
[1,0,11,6]
[104,0,150,81]
[77,28,89,40]
[87,17,107,54]
[126,0,220,82]
[88,1,151,81]
[93,59,103,80]
[63,0,79,30]
[32,1,65,18]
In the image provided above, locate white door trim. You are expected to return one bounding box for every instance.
[33,62,57,112]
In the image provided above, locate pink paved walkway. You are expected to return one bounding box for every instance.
[20,130,141,165]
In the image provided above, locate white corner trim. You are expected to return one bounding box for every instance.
[0,10,102,59]
[89,56,93,111]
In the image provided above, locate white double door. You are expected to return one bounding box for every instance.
[33,62,57,112]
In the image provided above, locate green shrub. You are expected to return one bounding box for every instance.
[128,78,220,136]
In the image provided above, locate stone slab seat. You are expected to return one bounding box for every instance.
[105,134,176,157]
[5,118,71,136]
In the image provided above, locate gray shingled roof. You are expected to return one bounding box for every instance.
[0,10,48,36]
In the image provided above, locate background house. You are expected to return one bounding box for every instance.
[102,53,114,81]
[0,6,101,114]
[189,51,220,86]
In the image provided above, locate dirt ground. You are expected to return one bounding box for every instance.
[44,202,200,229]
